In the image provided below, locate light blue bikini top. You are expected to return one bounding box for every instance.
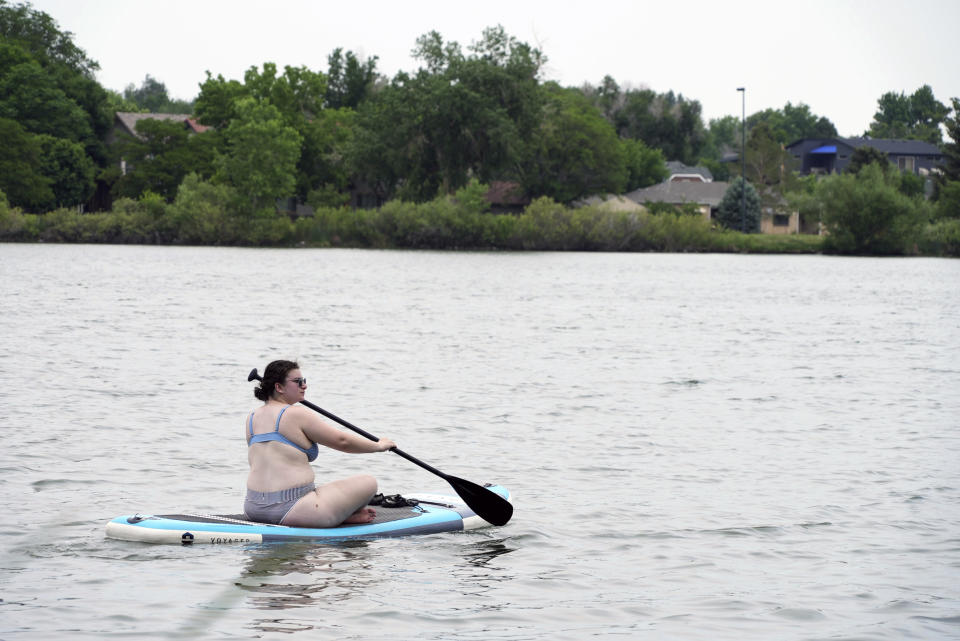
[247,406,319,462]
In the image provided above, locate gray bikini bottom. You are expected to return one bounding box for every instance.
[244,483,316,524]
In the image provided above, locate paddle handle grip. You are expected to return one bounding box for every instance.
[299,399,448,480]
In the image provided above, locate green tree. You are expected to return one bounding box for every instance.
[817,164,926,254]
[299,107,355,207]
[104,88,144,114]
[37,134,95,207]
[218,97,302,213]
[0,1,111,163]
[522,83,627,203]
[741,121,795,189]
[938,98,960,183]
[699,115,739,181]
[847,146,891,174]
[123,74,169,111]
[596,84,706,164]
[933,97,960,220]
[934,181,960,220]
[0,1,98,75]
[0,116,52,209]
[746,102,837,144]
[846,146,925,199]
[242,62,326,129]
[0,43,93,142]
[123,74,193,113]
[867,85,949,143]
[715,177,761,233]
[194,71,246,128]
[622,138,667,190]
[112,117,217,201]
[325,48,379,109]
[168,172,238,244]
[352,26,544,201]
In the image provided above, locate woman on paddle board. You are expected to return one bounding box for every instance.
[244,359,396,527]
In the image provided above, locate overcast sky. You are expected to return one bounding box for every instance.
[27,0,960,137]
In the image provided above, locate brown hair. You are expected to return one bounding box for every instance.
[254,360,299,401]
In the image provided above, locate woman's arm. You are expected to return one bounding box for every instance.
[297,407,396,453]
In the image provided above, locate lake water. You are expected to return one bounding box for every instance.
[1,243,958,640]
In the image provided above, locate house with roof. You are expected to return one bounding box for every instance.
[786,137,943,176]
[109,112,208,145]
[484,181,531,214]
[665,161,714,183]
[109,112,210,176]
[625,179,802,235]
[625,180,729,219]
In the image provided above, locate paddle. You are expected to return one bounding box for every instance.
[247,368,513,526]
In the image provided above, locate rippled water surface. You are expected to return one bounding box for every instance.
[1,244,958,640]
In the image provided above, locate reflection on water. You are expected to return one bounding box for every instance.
[460,538,515,567]
[238,542,378,633]
[236,536,520,633]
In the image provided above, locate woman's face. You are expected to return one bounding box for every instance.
[276,368,308,401]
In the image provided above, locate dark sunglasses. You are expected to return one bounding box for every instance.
[287,377,307,387]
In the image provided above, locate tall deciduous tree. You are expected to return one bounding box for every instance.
[0,116,52,209]
[939,98,960,183]
[592,83,706,165]
[194,71,246,129]
[218,97,302,213]
[298,107,355,207]
[242,62,326,129]
[740,121,798,201]
[37,133,95,208]
[123,74,193,113]
[0,50,93,141]
[325,49,379,109]
[746,102,836,144]
[0,0,110,163]
[522,83,627,203]
[622,138,668,191]
[699,115,740,181]
[867,85,949,143]
[352,26,544,201]
[112,118,217,202]
[934,97,960,220]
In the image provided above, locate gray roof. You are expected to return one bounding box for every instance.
[625,181,730,207]
[841,137,942,156]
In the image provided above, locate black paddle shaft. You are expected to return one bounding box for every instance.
[299,398,446,479]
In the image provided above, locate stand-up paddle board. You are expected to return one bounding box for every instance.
[105,484,511,545]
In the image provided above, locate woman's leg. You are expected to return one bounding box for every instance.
[281,474,378,528]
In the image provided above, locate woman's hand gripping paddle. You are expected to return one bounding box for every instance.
[247,368,513,526]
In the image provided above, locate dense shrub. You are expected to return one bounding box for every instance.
[816,164,929,255]
[918,219,960,257]
[934,180,960,220]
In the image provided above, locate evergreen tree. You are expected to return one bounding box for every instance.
[939,98,960,183]
[934,97,960,220]
[716,177,761,233]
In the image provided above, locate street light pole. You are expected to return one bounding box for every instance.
[737,87,745,232]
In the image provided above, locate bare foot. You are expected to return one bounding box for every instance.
[342,507,376,524]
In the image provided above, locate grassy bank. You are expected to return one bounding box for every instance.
[6,187,953,256]
[0,192,832,254]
